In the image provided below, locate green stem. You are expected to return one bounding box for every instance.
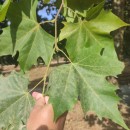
[59,49,72,63]
[42,48,55,94]
[39,19,55,25]
[54,0,64,51]
[29,0,65,95]
[29,78,44,93]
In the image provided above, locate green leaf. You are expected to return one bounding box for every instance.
[59,10,128,60]
[0,0,54,71]
[47,64,79,119]
[48,9,130,129]
[86,1,104,20]
[0,5,2,10]
[0,72,34,129]
[66,0,103,17]
[43,0,50,4]
[63,8,77,23]
[0,0,11,22]
[56,0,104,18]
[48,43,129,129]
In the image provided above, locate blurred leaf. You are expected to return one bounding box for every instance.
[0,0,11,22]
[0,5,2,10]
[86,1,104,20]
[43,0,50,4]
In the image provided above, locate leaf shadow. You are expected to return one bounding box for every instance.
[84,103,130,130]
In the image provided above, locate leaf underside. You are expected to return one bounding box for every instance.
[0,72,34,129]
[47,9,129,130]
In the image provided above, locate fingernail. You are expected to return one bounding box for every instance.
[45,96,49,104]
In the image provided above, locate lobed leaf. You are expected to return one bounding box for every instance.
[47,64,79,119]
[48,9,130,130]
[0,72,34,129]
[48,43,129,129]
[59,10,128,60]
[0,0,54,71]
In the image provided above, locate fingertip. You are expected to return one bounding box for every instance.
[32,92,38,98]
[32,92,43,100]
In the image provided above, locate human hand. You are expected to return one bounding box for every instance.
[27,92,67,130]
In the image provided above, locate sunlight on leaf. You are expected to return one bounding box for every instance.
[0,0,54,71]
[48,9,130,129]
[59,10,128,60]
[0,0,11,22]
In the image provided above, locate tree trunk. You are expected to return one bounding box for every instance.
[112,0,126,61]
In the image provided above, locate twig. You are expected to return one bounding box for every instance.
[54,0,64,51]
[29,78,44,93]
[39,19,55,25]
[42,48,55,94]
[29,0,70,94]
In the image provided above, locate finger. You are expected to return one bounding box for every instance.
[32,92,43,100]
[35,97,46,108]
[32,92,46,107]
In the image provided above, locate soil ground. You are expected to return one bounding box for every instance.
[1,64,130,130]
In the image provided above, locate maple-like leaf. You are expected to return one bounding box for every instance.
[47,9,130,130]
[0,0,54,71]
[0,72,34,129]
[47,44,129,129]
[59,10,128,60]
